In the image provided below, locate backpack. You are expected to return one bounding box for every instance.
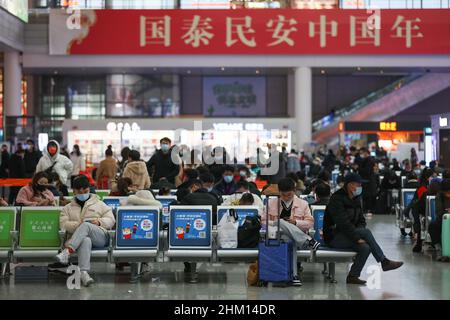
[238,215,261,248]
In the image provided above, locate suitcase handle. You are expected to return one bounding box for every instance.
[265,196,282,246]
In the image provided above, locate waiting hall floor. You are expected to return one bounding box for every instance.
[0,215,449,300]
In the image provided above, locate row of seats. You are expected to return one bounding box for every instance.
[0,203,356,284]
[397,189,437,241]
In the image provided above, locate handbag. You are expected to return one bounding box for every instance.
[238,215,261,248]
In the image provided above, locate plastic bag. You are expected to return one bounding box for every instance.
[217,210,239,249]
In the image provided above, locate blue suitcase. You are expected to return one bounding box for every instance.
[258,239,293,284]
[258,196,293,285]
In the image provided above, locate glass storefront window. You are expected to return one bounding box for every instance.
[0,69,3,140]
[106,74,180,118]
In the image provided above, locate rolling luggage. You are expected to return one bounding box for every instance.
[258,196,293,286]
[442,214,450,257]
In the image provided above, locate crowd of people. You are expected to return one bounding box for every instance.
[0,137,449,287]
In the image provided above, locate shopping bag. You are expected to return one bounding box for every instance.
[217,209,239,248]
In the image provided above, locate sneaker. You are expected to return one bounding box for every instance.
[291,275,303,286]
[80,271,95,287]
[346,275,366,285]
[55,248,70,265]
[308,239,321,251]
[381,259,404,271]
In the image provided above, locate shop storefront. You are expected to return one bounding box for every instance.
[431,113,450,169]
[339,121,429,159]
[63,118,294,165]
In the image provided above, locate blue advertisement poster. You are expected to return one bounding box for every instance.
[313,209,325,243]
[170,208,211,247]
[157,198,175,225]
[430,198,436,221]
[404,191,415,207]
[217,208,259,227]
[103,198,122,209]
[116,209,158,248]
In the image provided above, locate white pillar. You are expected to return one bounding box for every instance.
[294,66,312,150]
[4,51,22,117]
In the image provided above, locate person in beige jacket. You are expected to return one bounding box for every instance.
[123,150,151,190]
[56,175,115,287]
[96,145,118,189]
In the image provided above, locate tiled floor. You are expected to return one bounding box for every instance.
[1,215,449,300]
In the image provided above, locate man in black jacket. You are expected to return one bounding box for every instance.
[24,139,42,178]
[358,148,377,214]
[146,137,180,185]
[324,173,403,285]
[8,148,26,204]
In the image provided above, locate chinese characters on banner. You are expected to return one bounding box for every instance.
[49,9,450,55]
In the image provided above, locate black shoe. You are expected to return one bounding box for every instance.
[308,239,321,251]
[291,275,303,286]
[408,231,414,237]
[400,229,407,237]
[184,262,191,273]
[381,259,404,271]
[412,240,423,253]
[346,275,366,285]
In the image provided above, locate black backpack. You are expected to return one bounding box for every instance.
[238,215,261,248]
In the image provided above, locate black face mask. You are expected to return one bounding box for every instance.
[36,184,47,192]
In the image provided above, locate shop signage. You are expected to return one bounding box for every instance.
[440,117,448,127]
[106,122,141,132]
[212,123,264,131]
[379,121,397,131]
[49,9,450,55]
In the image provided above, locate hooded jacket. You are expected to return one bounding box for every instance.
[36,140,74,187]
[123,160,151,190]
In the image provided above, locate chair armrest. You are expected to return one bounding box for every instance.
[10,231,19,248]
[108,230,116,247]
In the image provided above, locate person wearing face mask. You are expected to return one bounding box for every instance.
[36,140,74,187]
[56,175,115,287]
[236,166,261,196]
[146,137,180,185]
[123,150,151,190]
[16,172,56,206]
[262,178,319,286]
[324,173,403,285]
[23,139,42,178]
[214,165,238,196]
[223,181,264,211]
[199,172,223,204]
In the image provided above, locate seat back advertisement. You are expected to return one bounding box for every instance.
[156,196,177,225]
[312,207,326,244]
[403,191,415,207]
[103,197,126,209]
[170,207,212,248]
[217,206,259,227]
[116,208,159,248]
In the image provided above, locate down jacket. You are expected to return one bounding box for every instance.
[36,140,74,187]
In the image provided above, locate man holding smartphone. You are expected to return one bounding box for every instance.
[56,175,115,287]
[263,178,320,286]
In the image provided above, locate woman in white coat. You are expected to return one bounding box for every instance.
[36,140,74,187]
[70,144,86,186]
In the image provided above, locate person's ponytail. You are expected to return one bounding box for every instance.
[105,145,113,157]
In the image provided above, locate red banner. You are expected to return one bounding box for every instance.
[49,9,450,55]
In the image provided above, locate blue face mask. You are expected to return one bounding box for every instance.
[206,187,213,192]
[353,186,363,197]
[161,144,170,153]
[239,171,247,177]
[224,175,233,184]
[76,193,90,202]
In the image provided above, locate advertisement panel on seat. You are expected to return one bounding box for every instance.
[117,209,159,247]
[170,208,211,247]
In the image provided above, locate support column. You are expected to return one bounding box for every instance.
[294,66,312,150]
[105,0,114,9]
[4,51,22,117]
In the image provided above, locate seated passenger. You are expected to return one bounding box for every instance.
[175,168,199,201]
[324,173,403,285]
[262,178,320,286]
[158,186,172,196]
[311,182,331,206]
[0,198,8,206]
[214,165,238,196]
[180,179,219,207]
[199,172,222,204]
[16,172,56,206]
[428,179,450,262]
[125,190,162,208]
[109,177,135,196]
[236,166,261,196]
[123,150,151,190]
[56,175,115,287]
[238,192,255,206]
[223,181,263,211]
